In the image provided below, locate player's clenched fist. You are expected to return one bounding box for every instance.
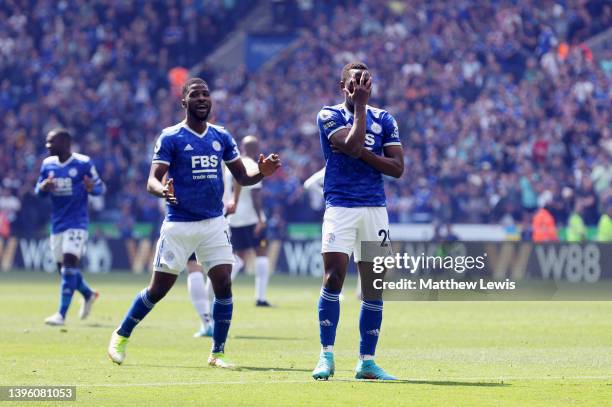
[258,154,281,176]
[162,178,178,205]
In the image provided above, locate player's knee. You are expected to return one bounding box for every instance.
[323,270,344,292]
[209,267,233,298]
[214,274,233,298]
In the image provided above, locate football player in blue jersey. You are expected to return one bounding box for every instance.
[312,62,404,380]
[108,78,281,368]
[35,128,106,326]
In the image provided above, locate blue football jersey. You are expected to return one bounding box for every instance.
[317,103,401,207]
[35,153,106,233]
[152,121,240,222]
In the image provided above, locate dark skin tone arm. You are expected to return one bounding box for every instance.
[147,163,177,203]
[147,155,281,205]
[227,154,281,187]
[329,72,372,158]
[358,145,404,178]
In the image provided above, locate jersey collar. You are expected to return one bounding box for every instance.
[182,121,209,138]
[55,153,75,167]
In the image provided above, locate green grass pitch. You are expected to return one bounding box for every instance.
[1,271,611,406]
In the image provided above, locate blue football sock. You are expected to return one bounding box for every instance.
[359,300,383,357]
[76,271,94,300]
[212,297,233,353]
[318,287,340,349]
[58,267,78,318]
[117,289,156,338]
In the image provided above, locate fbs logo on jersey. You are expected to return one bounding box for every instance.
[184,144,194,151]
[191,155,219,180]
[53,177,73,196]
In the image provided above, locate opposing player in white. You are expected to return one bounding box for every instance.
[107,78,281,367]
[226,135,272,306]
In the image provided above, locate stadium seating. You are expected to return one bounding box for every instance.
[0,0,610,236]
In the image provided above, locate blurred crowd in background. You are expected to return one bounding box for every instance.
[0,0,611,240]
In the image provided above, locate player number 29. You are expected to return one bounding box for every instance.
[378,229,390,245]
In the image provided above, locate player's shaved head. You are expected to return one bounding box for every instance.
[241,135,259,159]
[341,61,369,83]
[182,77,209,97]
[48,128,71,143]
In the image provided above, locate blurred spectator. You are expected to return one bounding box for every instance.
[566,200,587,242]
[532,192,559,242]
[596,198,612,242]
[0,187,21,225]
[0,0,611,237]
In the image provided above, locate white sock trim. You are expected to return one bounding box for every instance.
[321,345,334,353]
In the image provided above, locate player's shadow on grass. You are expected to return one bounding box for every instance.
[233,335,304,341]
[84,323,117,328]
[338,379,508,387]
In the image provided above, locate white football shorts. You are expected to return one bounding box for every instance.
[153,216,235,274]
[50,228,89,263]
[321,206,390,262]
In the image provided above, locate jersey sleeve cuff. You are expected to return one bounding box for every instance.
[152,160,171,165]
[224,155,240,163]
[327,126,348,139]
[383,142,402,147]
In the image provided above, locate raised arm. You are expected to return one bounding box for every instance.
[226,154,281,187]
[329,73,371,158]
